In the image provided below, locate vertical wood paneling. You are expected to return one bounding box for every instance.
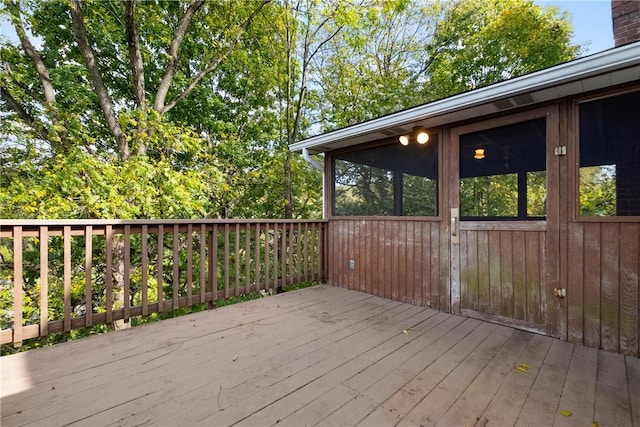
[499,231,514,319]
[460,231,469,310]
[619,223,639,356]
[141,225,149,315]
[488,232,501,316]
[63,226,71,332]
[567,224,584,345]
[477,231,489,313]
[39,226,48,337]
[85,226,93,327]
[525,232,541,325]
[13,227,23,346]
[584,223,601,349]
[398,222,407,302]
[512,231,526,321]
[600,223,620,352]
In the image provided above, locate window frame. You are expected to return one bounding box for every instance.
[328,135,442,220]
[572,86,640,222]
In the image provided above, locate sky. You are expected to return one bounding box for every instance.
[535,0,615,55]
[1,1,616,56]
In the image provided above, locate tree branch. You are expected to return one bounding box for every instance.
[160,0,271,116]
[69,0,129,161]
[5,0,56,107]
[153,0,205,113]
[122,0,146,114]
[0,85,51,142]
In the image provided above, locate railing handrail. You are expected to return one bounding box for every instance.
[0,218,328,226]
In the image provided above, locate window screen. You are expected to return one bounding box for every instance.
[579,91,640,216]
[459,118,546,220]
[333,137,438,216]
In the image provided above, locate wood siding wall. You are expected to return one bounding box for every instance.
[566,221,640,355]
[459,227,547,333]
[326,219,450,312]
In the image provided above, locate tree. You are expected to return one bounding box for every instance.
[314,0,581,129]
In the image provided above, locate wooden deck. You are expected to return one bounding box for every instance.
[2,285,639,427]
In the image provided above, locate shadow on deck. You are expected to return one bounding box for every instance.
[2,285,639,426]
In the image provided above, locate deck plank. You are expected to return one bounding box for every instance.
[1,285,636,427]
[594,350,632,426]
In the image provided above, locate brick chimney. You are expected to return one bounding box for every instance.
[612,1,640,46]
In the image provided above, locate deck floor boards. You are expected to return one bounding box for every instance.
[1,285,638,427]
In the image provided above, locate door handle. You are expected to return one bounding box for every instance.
[451,208,459,243]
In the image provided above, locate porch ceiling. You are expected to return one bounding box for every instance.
[2,285,639,426]
[291,41,640,154]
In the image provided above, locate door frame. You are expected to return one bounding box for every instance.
[448,105,562,337]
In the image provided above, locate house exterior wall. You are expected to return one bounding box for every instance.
[323,85,640,356]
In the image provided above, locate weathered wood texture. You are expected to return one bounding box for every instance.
[459,228,548,334]
[566,221,640,356]
[2,286,637,427]
[0,219,326,347]
[326,219,450,312]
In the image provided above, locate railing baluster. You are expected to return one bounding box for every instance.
[39,226,49,337]
[157,225,164,313]
[63,226,71,333]
[172,224,179,310]
[187,224,193,307]
[13,226,23,347]
[281,225,286,289]
[245,223,251,294]
[254,223,261,292]
[303,223,309,281]
[264,223,270,290]
[224,224,230,299]
[297,222,302,283]
[124,225,131,322]
[273,225,278,290]
[106,225,113,323]
[200,224,206,304]
[85,226,93,327]
[141,225,148,316]
[235,223,240,296]
[310,224,316,280]
[210,224,218,304]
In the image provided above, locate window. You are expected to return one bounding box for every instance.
[459,118,546,220]
[333,137,438,216]
[579,91,640,216]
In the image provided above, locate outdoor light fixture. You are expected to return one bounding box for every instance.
[474,147,485,160]
[399,127,430,146]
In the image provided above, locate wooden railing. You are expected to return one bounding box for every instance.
[0,219,327,347]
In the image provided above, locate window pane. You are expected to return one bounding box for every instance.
[334,160,393,216]
[459,118,546,219]
[333,137,438,216]
[579,91,640,216]
[460,174,518,217]
[403,174,437,216]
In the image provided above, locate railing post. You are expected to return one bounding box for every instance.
[39,226,49,337]
[13,226,23,347]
